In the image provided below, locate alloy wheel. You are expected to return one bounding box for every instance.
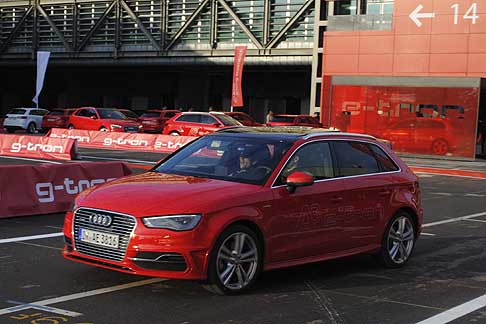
[216,232,259,291]
[387,216,415,264]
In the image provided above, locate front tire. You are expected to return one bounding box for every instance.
[169,131,180,136]
[375,211,417,268]
[99,126,108,132]
[202,225,262,295]
[68,124,74,130]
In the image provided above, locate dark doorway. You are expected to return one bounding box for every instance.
[285,97,301,115]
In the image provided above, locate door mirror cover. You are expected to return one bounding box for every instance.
[286,171,314,188]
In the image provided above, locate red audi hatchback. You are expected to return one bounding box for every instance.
[138,109,181,133]
[63,127,422,294]
[162,112,242,136]
[41,108,76,131]
[68,107,142,132]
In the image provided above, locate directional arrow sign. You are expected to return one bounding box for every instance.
[409,4,436,27]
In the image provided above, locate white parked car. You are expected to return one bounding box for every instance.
[3,108,49,134]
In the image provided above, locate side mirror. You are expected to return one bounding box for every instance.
[90,115,97,120]
[213,122,221,127]
[286,171,314,193]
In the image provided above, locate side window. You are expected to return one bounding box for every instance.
[87,109,97,118]
[75,109,87,117]
[200,115,218,125]
[177,114,199,123]
[333,141,380,176]
[369,144,399,172]
[277,141,334,185]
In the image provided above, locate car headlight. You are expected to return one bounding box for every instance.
[138,125,143,129]
[110,124,122,129]
[142,214,202,231]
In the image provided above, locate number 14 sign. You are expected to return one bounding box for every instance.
[409,3,480,27]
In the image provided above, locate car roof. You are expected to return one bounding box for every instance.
[214,126,376,141]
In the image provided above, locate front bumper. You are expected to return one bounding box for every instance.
[62,211,210,280]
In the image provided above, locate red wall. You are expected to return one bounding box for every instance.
[322,0,486,76]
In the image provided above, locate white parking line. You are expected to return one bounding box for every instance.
[0,278,166,316]
[423,212,486,228]
[0,156,62,164]
[415,294,486,324]
[420,233,436,236]
[0,232,63,244]
[80,155,157,165]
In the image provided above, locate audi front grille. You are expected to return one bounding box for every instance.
[73,207,137,262]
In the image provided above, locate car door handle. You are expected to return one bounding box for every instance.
[330,196,343,203]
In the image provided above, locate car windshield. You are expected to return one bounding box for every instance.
[8,108,26,115]
[141,112,161,118]
[215,114,243,126]
[272,116,295,123]
[155,135,293,185]
[98,109,127,120]
[121,110,138,118]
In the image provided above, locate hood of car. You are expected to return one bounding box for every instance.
[77,172,261,217]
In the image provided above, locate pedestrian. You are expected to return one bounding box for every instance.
[266,110,274,123]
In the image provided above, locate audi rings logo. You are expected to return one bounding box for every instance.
[89,214,113,227]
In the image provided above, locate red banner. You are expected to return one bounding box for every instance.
[0,161,132,218]
[0,134,77,160]
[231,46,247,107]
[47,128,196,153]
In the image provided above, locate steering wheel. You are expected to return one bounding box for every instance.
[254,165,272,175]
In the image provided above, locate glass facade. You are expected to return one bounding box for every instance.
[329,85,479,158]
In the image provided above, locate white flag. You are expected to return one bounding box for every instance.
[32,51,51,107]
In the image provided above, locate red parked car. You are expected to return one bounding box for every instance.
[224,112,263,126]
[68,107,142,132]
[267,114,321,127]
[138,109,180,133]
[162,111,242,136]
[41,109,76,131]
[380,118,457,156]
[63,127,422,294]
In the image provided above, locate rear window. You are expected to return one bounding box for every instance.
[30,110,49,116]
[272,116,294,123]
[48,110,65,116]
[141,112,161,118]
[333,141,380,176]
[121,110,138,118]
[231,114,251,122]
[9,108,26,115]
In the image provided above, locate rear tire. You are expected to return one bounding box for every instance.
[27,122,36,134]
[375,211,417,268]
[202,225,262,295]
[169,131,180,136]
[6,127,15,133]
[68,124,74,130]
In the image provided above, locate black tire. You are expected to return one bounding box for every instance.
[375,211,417,268]
[6,127,15,133]
[169,131,180,136]
[202,224,263,295]
[27,122,36,134]
[99,126,108,132]
[68,124,74,129]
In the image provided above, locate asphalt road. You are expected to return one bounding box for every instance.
[1,151,486,324]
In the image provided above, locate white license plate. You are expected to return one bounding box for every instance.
[78,228,119,248]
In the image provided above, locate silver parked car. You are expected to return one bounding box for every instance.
[3,108,49,134]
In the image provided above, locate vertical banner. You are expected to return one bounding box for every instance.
[32,51,51,107]
[231,46,247,108]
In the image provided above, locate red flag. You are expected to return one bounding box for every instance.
[231,46,247,107]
